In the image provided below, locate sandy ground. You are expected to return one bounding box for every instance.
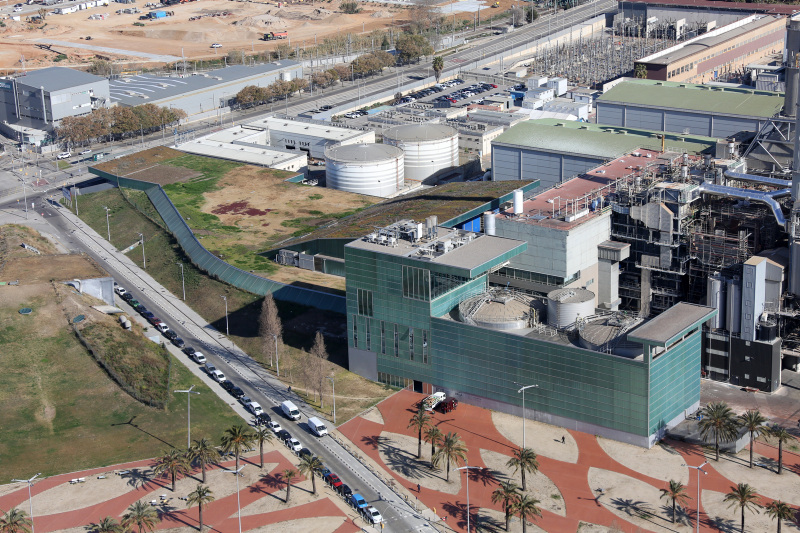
[702,489,777,533]
[360,406,385,425]
[479,507,548,533]
[239,478,315,515]
[377,431,462,495]
[596,438,689,484]
[2,253,106,282]
[247,516,348,533]
[479,449,565,517]
[703,449,800,507]
[264,263,346,293]
[200,164,377,249]
[30,468,155,515]
[491,412,579,464]
[0,224,60,257]
[588,468,693,533]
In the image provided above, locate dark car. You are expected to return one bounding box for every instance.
[338,484,352,499]
[277,429,291,441]
[320,105,334,111]
[135,306,148,315]
[163,330,178,341]
[182,346,196,356]
[254,412,271,425]
[229,385,245,398]
[147,316,161,326]
[121,292,134,302]
[171,337,185,348]
[140,311,154,320]
[221,380,235,392]
[298,448,313,460]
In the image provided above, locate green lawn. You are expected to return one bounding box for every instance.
[0,286,242,482]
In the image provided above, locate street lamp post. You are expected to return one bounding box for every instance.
[103,206,111,241]
[137,232,146,268]
[328,375,336,424]
[514,382,539,449]
[223,466,245,533]
[682,461,708,533]
[221,295,229,336]
[11,473,41,533]
[22,178,28,220]
[456,463,480,533]
[174,385,200,449]
[177,262,185,301]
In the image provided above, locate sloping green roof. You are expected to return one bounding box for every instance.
[597,79,783,118]
[493,119,717,159]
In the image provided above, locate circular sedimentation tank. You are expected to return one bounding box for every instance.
[324,143,404,197]
[578,315,644,357]
[383,124,458,183]
[457,288,545,331]
[546,288,595,328]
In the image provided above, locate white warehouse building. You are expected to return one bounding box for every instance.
[248,116,375,159]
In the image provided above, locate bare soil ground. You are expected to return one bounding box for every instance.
[263,264,346,294]
[0,224,60,260]
[596,437,689,484]
[199,164,377,249]
[93,146,185,176]
[1,253,107,282]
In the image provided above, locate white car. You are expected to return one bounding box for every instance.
[114,286,127,296]
[57,152,71,160]
[210,43,222,48]
[191,351,206,364]
[247,402,264,416]
[79,149,92,155]
[366,506,383,524]
[267,420,282,433]
[156,323,169,333]
[210,369,226,383]
[286,437,302,452]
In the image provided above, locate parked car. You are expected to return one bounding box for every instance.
[182,346,196,356]
[204,362,216,374]
[79,149,92,155]
[320,105,334,111]
[210,370,226,383]
[121,292,134,302]
[277,429,291,441]
[327,473,343,489]
[365,506,383,524]
[267,420,282,433]
[191,351,206,364]
[247,402,264,416]
[171,337,185,348]
[239,396,252,406]
[147,316,161,326]
[338,484,352,499]
[254,412,271,425]
[350,493,368,511]
[230,385,245,398]
[221,380,235,392]
[286,437,302,452]
[163,330,177,341]
[135,305,148,315]
[156,323,170,334]
[128,299,140,309]
[210,43,222,48]
[57,152,71,160]
[115,286,127,296]
[140,311,155,321]
[298,448,313,460]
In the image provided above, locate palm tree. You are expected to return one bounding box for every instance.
[765,500,795,533]
[723,483,761,533]
[253,426,274,469]
[152,448,190,492]
[188,438,221,484]
[659,480,690,524]
[514,494,542,533]
[282,468,299,503]
[0,508,32,533]
[739,410,768,468]
[768,426,793,475]
[506,447,539,491]
[121,500,160,533]
[298,454,324,495]
[221,424,256,471]
[432,56,444,83]
[698,401,739,461]
[432,432,468,482]
[89,516,121,533]
[424,425,443,468]
[408,409,431,459]
[186,484,215,532]
[491,480,521,531]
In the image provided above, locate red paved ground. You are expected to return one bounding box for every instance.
[338,389,800,533]
[0,450,360,533]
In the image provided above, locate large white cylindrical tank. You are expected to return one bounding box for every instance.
[325,144,404,198]
[383,124,458,183]
[513,189,524,215]
[483,211,496,235]
[706,274,726,329]
[547,288,595,328]
[727,277,742,334]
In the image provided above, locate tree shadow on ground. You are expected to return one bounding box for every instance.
[707,516,738,533]
[122,468,160,490]
[361,434,388,451]
[377,439,446,482]
[157,504,194,528]
[442,500,505,532]
[658,503,692,527]
[256,472,285,493]
[111,416,176,450]
[608,497,681,532]
[468,467,499,487]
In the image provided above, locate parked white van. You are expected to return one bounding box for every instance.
[307,416,328,437]
[281,400,301,421]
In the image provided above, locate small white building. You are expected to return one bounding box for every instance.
[247,116,375,159]
[542,98,590,121]
[546,77,568,97]
[528,75,548,88]
[525,87,555,103]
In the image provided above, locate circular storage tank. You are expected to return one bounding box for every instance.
[325,144,404,198]
[383,124,458,183]
[457,288,545,331]
[578,315,644,358]
[546,288,595,328]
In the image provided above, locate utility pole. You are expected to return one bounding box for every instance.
[103,206,111,241]
[137,232,146,268]
[177,262,185,300]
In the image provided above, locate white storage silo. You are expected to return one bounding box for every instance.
[547,288,595,328]
[324,143,404,198]
[705,273,726,330]
[383,124,458,184]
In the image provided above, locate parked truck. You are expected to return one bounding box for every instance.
[262,31,288,41]
[281,400,301,421]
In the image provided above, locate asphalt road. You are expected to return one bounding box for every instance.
[6,194,436,533]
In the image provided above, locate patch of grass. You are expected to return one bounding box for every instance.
[0,285,241,480]
[57,160,71,170]
[308,194,324,200]
[164,154,242,180]
[551,493,561,500]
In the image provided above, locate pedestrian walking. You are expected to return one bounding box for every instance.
[561,435,565,444]
[417,483,421,493]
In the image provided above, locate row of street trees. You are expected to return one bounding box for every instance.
[56,104,187,147]
[233,78,308,109]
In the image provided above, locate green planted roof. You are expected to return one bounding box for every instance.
[493,119,717,159]
[597,79,783,118]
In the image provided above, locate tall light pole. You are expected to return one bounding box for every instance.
[177,262,185,301]
[221,295,229,336]
[11,473,41,533]
[682,461,708,533]
[456,463,480,533]
[328,374,336,424]
[223,465,244,533]
[514,382,539,449]
[174,385,200,449]
[137,232,146,269]
[103,206,111,241]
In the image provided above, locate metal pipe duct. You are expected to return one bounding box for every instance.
[697,182,789,228]
[724,171,792,188]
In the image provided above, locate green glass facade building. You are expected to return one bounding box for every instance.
[345,221,715,447]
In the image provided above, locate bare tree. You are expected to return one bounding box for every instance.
[258,293,282,371]
[309,331,329,408]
